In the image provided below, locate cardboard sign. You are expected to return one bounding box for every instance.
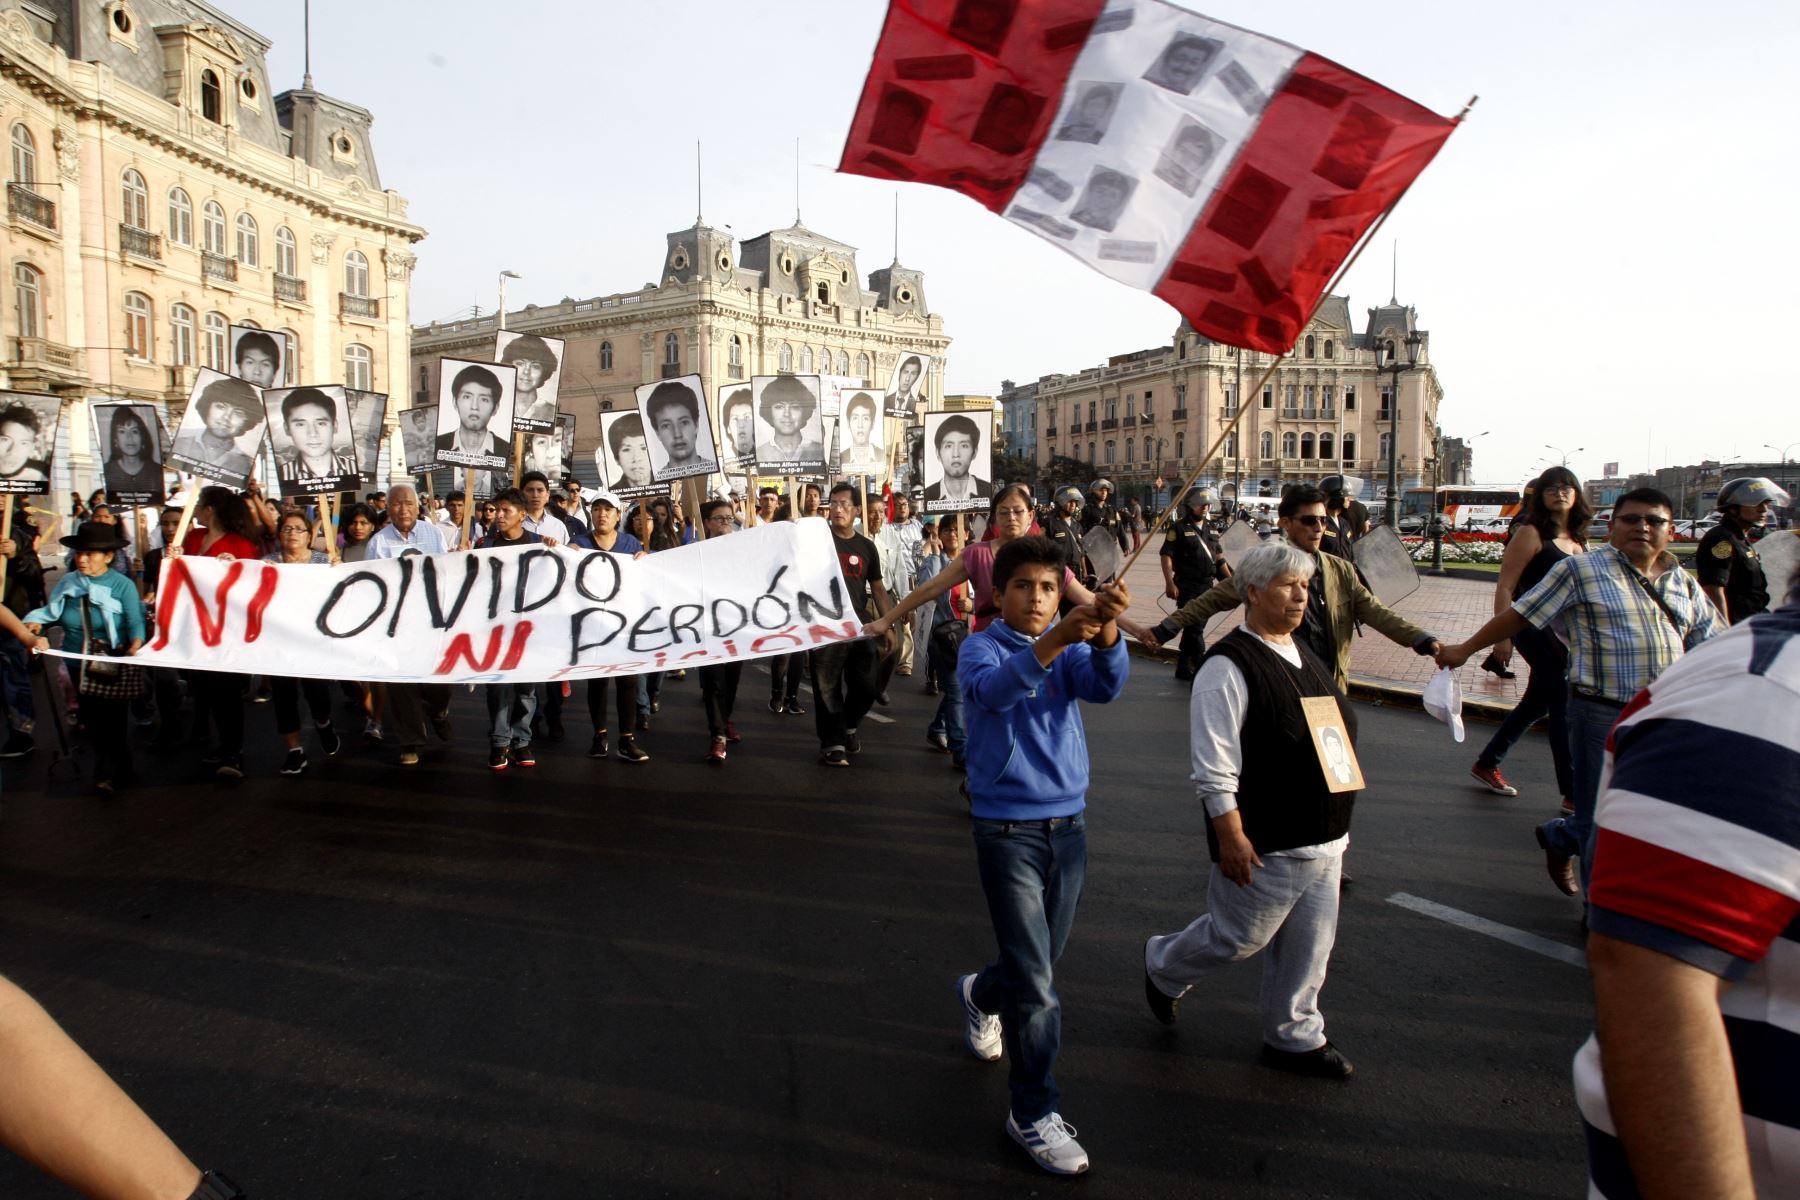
[168,369,266,488]
[345,390,388,485]
[1302,695,1364,792]
[920,410,993,513]
[1352,524,1421,607]
[750,375,827,474]
[92,401,167,507]
[263,384,360,498]
[433,359,518,470]
[229,325,286,389]
[636,375,718,482]
[494,330,566,432]
[885,353,930,419]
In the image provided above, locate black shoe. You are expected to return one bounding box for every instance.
[511,743,537,768]
[1173,670,1196,683]
[0,732,34,759]
[316,721,342,758]
[431,710,453,741]
[546,717,565,744]
[616,737,649,763]
[924,682,939,697]
[589,732,609,759]
[784,697,806,716]
[821,747,849,767]
[279,748,308,777]
[768,696,785,714]
[875,691,891,707]
[215,757,244,781]
[1480,654,1517,680]
[1261,1041,1354,1079]
[844,729,861,755]
[650,699,661,715]
[927,731,949,752]
[1144,956,1180,1027]
[489,746,510,771]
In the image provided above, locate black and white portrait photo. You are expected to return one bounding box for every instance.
[1142,32,1223,95]
[1153,117,1223,197]
[494,330,565,432]
[556,414,576,477]
[262,384,359,498]
[0,392,60,494]
[521,426,565,481]
[920,411,994,513]
[750,375,827,474]
[168,368,266,488]
[399,406,438,475]
[1054,82,1122,145]
[837,391,887,480]
[969,82,1046,157]
[716,384,756,472]
[946,0,1016,55]
[634,375,718,483]
[886,353,931,419]
[92,403,166,507]
[1070,167,1137,232]
[229,325,285,390]
[345,389,388,484]
[595,409,663,499]
[433,358,517,471]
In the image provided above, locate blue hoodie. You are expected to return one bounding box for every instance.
[957,618,1128,821]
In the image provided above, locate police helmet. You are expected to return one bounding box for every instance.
[1717,477,1790,511]
[1055,486,1083,506]
[1090,478,1114,494]
[1183,487,1217,511]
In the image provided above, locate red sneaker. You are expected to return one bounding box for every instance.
[725,721,741,744]
[708,736,727,764]
[1470,763,1518,796]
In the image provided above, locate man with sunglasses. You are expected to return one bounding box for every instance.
[1438,488,1723,896]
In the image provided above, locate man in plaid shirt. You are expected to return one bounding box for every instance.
[1438,488,1722,896]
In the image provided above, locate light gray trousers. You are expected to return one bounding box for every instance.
[1145,851,1342,1052]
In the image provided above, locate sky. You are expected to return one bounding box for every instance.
[229,0,1800,488]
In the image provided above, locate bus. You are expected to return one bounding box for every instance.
[1399,485,1525,532]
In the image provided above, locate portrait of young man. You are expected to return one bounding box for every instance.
[495,331,564,430]
[596,410,660,498]
[717,386,756,470]
[433,359,517,470]
[921,412,995,510]
[635,376,718,482]
[229,327,284,389]
[751,375,827,473]
[837,392,886,476]
[264,385,359,497]
[0,393,59,490]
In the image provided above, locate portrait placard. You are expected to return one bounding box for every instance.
[521,424,566,481]
[835,388,887,481]
[750,375,827,474]
[715,384,757,473]
[168,368,267,488]
[919,410,994,513]
[398,405,439,475]
[634,375,718,483]
[92,402,167,507]
[345,389,388,484]
[556,414,576,475]
[1302,696,1364,793]
[595,409,663,499]
[494,330,565,432]
[885,353,931,419]
[0,392,61,495]
[263,384,359,498]
[433,358,517,471]
[229,325,286,390]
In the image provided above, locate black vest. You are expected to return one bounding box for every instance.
[1205,629,1360,859]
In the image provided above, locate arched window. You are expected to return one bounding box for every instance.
[1282,432,1297,457]
[344,343,372,390]
[170,303,196,365]
[168,188,193,245]
[1323,339,1334,359]
[1260,431,1274,459]
[1305,334,1315,357]
[815,282,830,304]
[1318,432,1334,460]
[202,201,227,255]
[1341,432,1356,462]
[837,350,849,375]
[275,227,296,277]
[728,335,742,368]
[9,124,36,185]
[1301,432,1315,459]
[663,332,680,367]
[1104,440,1115,465]
[1383,338,1396,360]
[599,340,613,371]
[200,69,222,123]
[343,250,369,297]
[13,263,42,339]
[1124,438,1134,463]
[121,169,149,229]
[280,330,299,383]
[856,351,870,379]
[778,343,793,372]
[1087,442,1096,463]
[124,292,153,359]
[1222,432,1236,458]
[237,317,259,328]
[801,346,813,373]
[1379,431,1392,462]
[202,311,227,369]
[234,212,258,266]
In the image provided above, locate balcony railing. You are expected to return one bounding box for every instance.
[1045,427,1058,439]
[275,274,306,302]
[1122,414,1137,427]
[1171,408,1189,421]
[1281,407,1299,419]
[7,184,56,231]
[1100,417,1119,430]
[340,293,380,319]
[120,224,162,261]
[11,337,83,381]
[202,252,237,282]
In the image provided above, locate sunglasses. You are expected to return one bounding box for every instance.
[1612,513,1670,527]
[1291,514,1329,527]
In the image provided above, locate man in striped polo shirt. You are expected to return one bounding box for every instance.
[1577,571,1799,1197]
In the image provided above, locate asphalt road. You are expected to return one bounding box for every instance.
[0,655,1592,1198]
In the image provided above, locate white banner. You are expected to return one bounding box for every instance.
[128,522,861,683]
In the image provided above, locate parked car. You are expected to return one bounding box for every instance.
[1588,509,1612,539]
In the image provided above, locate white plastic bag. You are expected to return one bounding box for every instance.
[1422,667,1465,743]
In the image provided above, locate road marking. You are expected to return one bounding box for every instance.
[865,711,895,724]
[1386,892,1586,969]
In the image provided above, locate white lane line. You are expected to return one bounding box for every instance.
[1386,892,1586,969]
[864,711,895,725]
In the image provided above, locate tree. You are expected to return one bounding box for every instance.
[1040,455,1093,496]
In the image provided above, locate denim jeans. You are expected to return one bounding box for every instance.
[925,623,966,764]
[485,683,538,748]
[1538,690,1620,892]
[0,637,32,736]
[967,813,1088,1123]
[1476,624,1572,798]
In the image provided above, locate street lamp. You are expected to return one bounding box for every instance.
[1543,442,1584,467]
[497,269,521,332]
[1380,331,1421,528]
[1767,442,1799,498]
[1428,429,1490,575]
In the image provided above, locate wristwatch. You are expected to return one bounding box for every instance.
[188,1170,246,1200]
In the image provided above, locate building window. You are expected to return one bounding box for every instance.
[1342,432,1356,461]
[202,201,227,255]
[121,169,149,229]
[1285,384,1298,411]
[1087,401,1096,424]
[1379,431,1392,462]
[200,69,222,123]
[344,250,369,297]
[345,343,372,390]
[1344,386,1356,411]
[1175,432,1185,460]
[801,346,813,373]
[1301,432,1315,459]
[1124,438,1134,463]
[1324,338,1334,359]
[170,303,195,365]
[856,351,871,379]
[1088,442,1096,462]
[124,292,153,359]
[1378,387,1393,420]
[1318,432,1334,460]
[1173,383,1185,409]
[836,350,849,375]
[275,226,296,277]
[1178,339,1187,360]
[1105,397,1117,420]
[280,329,299,383]
[167,189,193,245]
[1104,440,1115,465]
[815,282,829,303]
[235,212,258,267]
[1303,385,1315,411]
[599,340,613,371]
[1282,432,1297,457]
[1260,431,1274,459]
[1125,395,1135,418]
[728,335,742,368]
[1262,386,1273,409]
[202,311,227,368]
[1322,385,1335,413]
[10,124,36,185]
[778,343,793,372]
[1223,386,1238,415]
[1305,334,1315,357]
[1222,432,1236,458]
[13,263,42,339]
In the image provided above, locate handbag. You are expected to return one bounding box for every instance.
[78,597,145,699]
[929,615,970,663]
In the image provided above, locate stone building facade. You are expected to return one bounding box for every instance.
[409,219,951,487]
[1,0,423,499]
[1032,295,1446,510]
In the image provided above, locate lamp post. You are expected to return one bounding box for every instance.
[1380,331,1421,528]
[1542,442,1584,467]
[1427,429,1490,574]
[1767,443,1799,513]
[497,269,521,332]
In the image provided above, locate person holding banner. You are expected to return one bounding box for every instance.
[168,487,261,780]
[261,511,341,776]
[475,488,544,770]
[365,483,454,766]
[580,490,649,763]
[697,499,745,764]
[811,483,893,767]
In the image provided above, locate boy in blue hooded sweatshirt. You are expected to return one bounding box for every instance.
[953,535,1130,1176]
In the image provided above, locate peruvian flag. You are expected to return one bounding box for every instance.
[839,0,1461,353]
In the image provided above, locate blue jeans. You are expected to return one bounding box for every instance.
[926,624,966,764]
[1538,690,1619,891]
[486,683,538,748]
[1476,624,1572,799]
[0,637,32,736]
[967,813,1087,1123]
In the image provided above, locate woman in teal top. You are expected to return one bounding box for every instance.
[24,523,146,794]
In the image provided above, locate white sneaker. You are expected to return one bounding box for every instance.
[957,974,1001,1062]
[1007,1111,1089,1175]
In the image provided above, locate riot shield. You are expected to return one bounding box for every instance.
[1754,528,1800,613]
[1353,524,1422,607]
[1218,520,1261,560]
[1081,527,1122,586]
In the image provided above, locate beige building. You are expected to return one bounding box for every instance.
[409,217,950,489]
[1,0,423,500]
[1030,295,1446,511]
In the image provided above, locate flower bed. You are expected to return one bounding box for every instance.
[1401,535,1508,564]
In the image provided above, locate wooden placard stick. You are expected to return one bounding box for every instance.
[683,476,706,542]
[322,491,341,564]
[133,507,150,597]
[170,483,203,553]
[511,431,526,487]
[787,475,798,521]
[0,501,13,598]
[460,467,477,549]
[745,470,758,528]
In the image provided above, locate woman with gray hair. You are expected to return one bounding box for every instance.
[1139,541,1362,1079]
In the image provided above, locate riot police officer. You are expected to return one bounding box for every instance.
[1160,487,1231,681]
[1080,478,1129,564]
[1697,476,1790,624]
[1319,475,1367,562]
[1041,486,1085,575]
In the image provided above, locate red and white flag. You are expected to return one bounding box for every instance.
[839,0,1461,353]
